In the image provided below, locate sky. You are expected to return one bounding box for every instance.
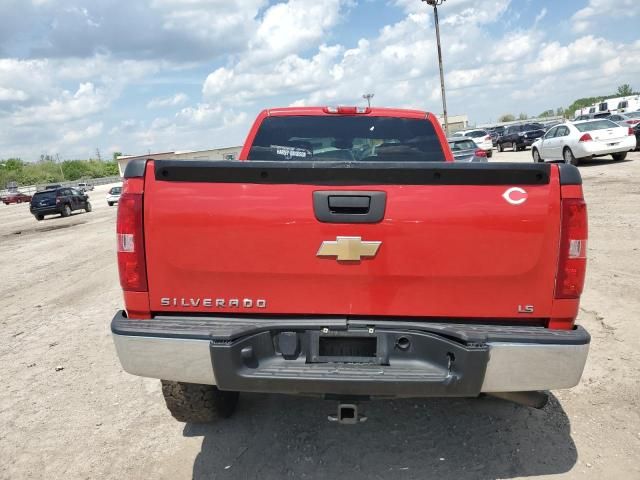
[0,0,639,161]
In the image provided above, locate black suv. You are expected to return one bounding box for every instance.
[30,187,92,221]
[497,123,546,152]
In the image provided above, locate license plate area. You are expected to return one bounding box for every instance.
[308,330,386,364]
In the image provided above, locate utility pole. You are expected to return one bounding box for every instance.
[96,148,102,162]
[422,0,449,135]
[56,153,64,180]
[362,93,374,108]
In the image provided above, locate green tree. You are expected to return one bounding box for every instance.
[498,114,515,122]
[112,151,123,161]
[617,84,633,96]
[538,109,554,118]
[518,113,528,120]
[0,157,120,187]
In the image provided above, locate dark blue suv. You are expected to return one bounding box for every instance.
[30,187,92,221]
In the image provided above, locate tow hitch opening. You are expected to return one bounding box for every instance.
[328,403,367,424]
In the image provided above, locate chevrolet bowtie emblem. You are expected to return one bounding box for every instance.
[317,236,382,261]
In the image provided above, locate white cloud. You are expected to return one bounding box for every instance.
[571,0,638,33]
[524,35,637,75]
[11,82,111,126]
[62,122,104,145]
[147,92,189,108]
[243,0,349,66]
[0,87,29,102]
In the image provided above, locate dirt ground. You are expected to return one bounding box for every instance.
[1,153,639,480]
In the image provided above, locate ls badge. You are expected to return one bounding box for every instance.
[518,304,535,314]
[317,236,382,261]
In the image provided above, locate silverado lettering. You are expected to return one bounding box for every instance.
[111,106,590,425]
[160,297,267,308]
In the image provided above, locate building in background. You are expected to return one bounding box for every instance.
[116,146,242,176]
[436,114,468,133]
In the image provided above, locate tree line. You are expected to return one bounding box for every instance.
[0,157,120,188]
[498,84,637,123]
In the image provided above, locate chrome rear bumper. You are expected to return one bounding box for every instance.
[112,312,589,394]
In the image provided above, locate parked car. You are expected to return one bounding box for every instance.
[2,192,32,205]
[107,186,122,206]
[531,119,636,165]
[497,123,546,152]
[30,187,92,221]
[77,182,95,192]
[574,112,610,121]
[542,120,563,131]
[447,137,488,162]
[452,129,493,157]
[632,123,640,151]
[606,112,640,127]
[487,127,504,146]
[112,106,590,424]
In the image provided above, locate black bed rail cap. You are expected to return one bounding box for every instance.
[153,160,552,186]
[123,159,147,178]
[557,163,582,185]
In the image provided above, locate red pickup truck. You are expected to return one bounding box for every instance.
[111,107,590,424]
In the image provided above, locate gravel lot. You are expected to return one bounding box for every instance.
[1,153,639,480]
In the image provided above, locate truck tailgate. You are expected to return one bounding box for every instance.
[143,161,561,319]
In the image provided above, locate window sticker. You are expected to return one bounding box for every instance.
[271,145,312,159]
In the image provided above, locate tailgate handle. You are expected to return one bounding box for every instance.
[329,195,370,213]
[314,191,386,224]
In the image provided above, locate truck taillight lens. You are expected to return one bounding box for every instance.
[555,199,587,299]
[117,192,147,291]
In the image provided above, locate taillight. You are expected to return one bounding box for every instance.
[474,148,487,157]
[117,192,147,291]
[578,133,592,142]
[555,199,588,299]
[629,127,635,136]
[626,119,639,125]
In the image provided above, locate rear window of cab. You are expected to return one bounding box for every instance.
[248,116,446,162]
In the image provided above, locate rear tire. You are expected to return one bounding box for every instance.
[108,202,114,207]
[161,381,239,423]
[563,147,579,166]
[486,149,493,158]
[35,214,44,221]
[498,143,504,152]
[532,148,543,163]
[85,201,92,213]
[61,204,71,217]
[612,152,627,161]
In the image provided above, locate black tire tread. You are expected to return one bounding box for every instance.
[161,380,238,423]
